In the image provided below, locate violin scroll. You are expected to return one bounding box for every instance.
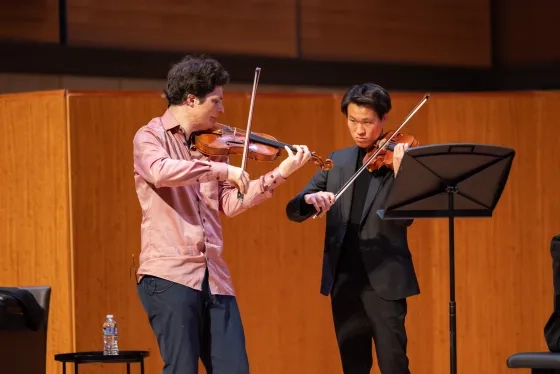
[312,155,334,171]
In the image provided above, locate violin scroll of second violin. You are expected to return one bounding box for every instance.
[192,125,334,171]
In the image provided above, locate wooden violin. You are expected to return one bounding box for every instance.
[192,123,334,171]
[363,130,420,172]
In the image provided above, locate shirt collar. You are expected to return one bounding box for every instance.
[161,109,181,131]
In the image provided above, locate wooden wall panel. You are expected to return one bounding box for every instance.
[300,0,492,67]
[66,0,297,57]
[0,1,59,43]
[0,90,74,374]
[2,89,560,374]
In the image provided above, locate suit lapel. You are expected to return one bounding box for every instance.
[360,172,382,225]
[339,146,358,225]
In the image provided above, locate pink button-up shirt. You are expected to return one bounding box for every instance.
[133,109,287,296]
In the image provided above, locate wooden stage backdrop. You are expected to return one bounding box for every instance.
[1,89,559,374]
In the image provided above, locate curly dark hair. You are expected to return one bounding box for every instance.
[164,54,230,106]
[340,83,392,119]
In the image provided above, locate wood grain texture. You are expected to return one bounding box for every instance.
[300,0,491,66]
[0,0,59,43]
[493,0,559,67]
[66,0,297,57]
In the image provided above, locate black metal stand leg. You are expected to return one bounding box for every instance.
[141,359,145,374]
[74,362,79,374]
[127,363,130,374]
[62,363,66,374]
[447,186,457,374]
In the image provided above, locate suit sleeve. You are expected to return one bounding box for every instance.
[285,153,331,223]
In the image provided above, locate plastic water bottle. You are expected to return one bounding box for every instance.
[103,314,119,355]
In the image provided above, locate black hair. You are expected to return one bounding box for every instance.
[164,54,230,106]
[340,83,392,119]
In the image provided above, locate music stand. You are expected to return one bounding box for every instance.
[377,143,515,374]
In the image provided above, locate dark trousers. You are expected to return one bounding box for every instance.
[137,269,249,374]
[331,277,409,374]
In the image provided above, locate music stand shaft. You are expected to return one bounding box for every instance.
[447,187,457,374]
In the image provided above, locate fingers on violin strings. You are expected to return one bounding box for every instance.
[293,145,303,161]
[303,145,312,160]
[285,145,294,156]
[299,146,306,162]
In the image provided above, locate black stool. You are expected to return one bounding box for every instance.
[507,352,560,373]
[54,350,149,374]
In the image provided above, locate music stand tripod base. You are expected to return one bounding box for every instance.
[376,143,515,374]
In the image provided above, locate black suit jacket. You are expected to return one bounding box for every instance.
[286,146,420,300]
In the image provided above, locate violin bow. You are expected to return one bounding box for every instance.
[237,67,262,200]
[312,93,431,219]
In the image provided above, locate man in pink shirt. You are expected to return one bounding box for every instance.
[133,54,312,374]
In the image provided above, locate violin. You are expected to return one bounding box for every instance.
[192,123,334,171]
[363,130,419,172]
[312,93,430,219]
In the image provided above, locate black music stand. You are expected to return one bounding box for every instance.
[377,143,515,374]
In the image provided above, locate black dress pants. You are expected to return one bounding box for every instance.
[137,269,249,374]
[331,274,409,374]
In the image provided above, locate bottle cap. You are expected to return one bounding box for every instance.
[107,314,113,318]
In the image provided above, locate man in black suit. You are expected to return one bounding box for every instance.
[286,83,420,374]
